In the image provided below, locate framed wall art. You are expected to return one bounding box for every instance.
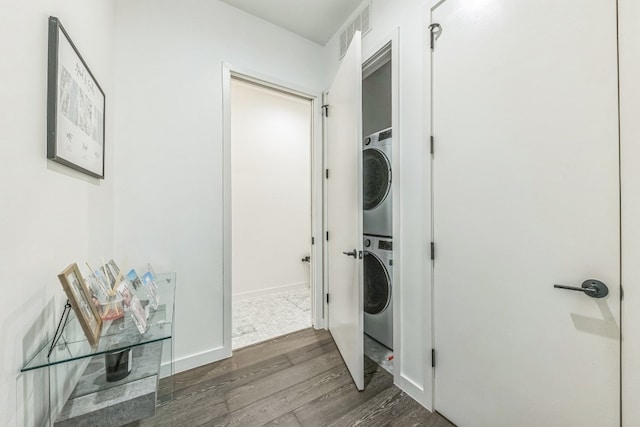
[47,16,105,179]
[57,263,103,347]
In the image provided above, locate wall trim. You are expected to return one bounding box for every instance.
[619,0,640,425]
[166,345,231,377]
[233,282,309,300]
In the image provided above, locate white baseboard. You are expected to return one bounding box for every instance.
[161,346,231,378]
[232,281,309,300]
[159,282,311,378]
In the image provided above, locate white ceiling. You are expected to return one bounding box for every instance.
[219,0,364,45]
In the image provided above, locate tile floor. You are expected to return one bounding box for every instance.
[364,333,394,374]
[232,287,312,349]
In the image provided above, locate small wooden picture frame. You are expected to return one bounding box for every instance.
[58,263,103,347]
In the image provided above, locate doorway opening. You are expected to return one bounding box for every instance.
[362,42,394,374]
[229,76,315,350]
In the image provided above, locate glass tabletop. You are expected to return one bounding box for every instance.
[21,273,176,372]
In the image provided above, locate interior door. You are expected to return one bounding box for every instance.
[326,32,364,390]
[431,1,620,426]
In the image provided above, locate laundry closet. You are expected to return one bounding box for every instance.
[361,45,394,371]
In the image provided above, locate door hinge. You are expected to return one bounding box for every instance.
[312,236,315,245]
[430,242,435,260]
[430,136,434,155]
[326,294,330,304]
[429,23,441,51]
[432,348,436,368]
[322,104,329,117]
[326,169,329,179]
[326,231,329,241]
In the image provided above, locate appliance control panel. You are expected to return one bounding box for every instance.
[378,129,392,141]
[378,240,392,251]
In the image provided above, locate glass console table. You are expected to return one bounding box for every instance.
[21,273,176,426]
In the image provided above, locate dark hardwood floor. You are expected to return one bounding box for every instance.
[136,328,454,426]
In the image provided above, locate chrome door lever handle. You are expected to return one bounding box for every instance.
[554,279,609,299]
[342,249,357,258]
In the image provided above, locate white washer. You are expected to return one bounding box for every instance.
[363,128,392,237]
[363,234,393,349]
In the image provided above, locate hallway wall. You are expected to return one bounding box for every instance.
[0,2,116,425]
[113,0,325,372]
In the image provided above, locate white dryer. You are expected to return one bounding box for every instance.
[363,234,393,350]
[363,128,392,237]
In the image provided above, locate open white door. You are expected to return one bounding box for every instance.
[431,1,620,426]
[326,32,364,390]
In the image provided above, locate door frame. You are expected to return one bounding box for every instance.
[221,63,325,355]
[620,2,640,425]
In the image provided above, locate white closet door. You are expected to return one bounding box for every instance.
[432,0,620,425]
[326,32,364,390]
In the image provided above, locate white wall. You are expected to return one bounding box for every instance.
[0,1,115,425]
[325,0,433,408]
[113,0,326,372]
[231,79,311,296]
[619,0,640,425]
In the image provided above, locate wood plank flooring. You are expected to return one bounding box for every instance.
[134,328,454,426]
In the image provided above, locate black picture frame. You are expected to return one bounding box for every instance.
[47,16,105,179]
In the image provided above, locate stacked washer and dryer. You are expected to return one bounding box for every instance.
[363,128,393,350]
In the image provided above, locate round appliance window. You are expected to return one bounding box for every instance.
[363,149,391,210]
[364,252,391,315]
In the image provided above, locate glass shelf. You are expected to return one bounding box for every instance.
[21,273,176,372]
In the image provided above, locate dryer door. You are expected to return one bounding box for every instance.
[363,148,391,211]
[364,252,391,315]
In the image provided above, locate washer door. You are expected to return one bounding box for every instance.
[363,148,391,210]
[364,251,391,315]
